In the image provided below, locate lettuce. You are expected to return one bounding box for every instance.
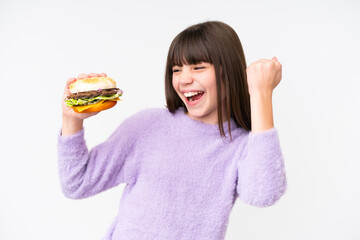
[65,93,121,106]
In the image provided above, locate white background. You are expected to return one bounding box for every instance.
[1,0,359,239]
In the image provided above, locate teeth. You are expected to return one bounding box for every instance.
[184,92,201,97]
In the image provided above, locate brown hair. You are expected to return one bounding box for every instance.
[165,21,251,138]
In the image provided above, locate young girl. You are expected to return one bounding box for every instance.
[58,21,286,240]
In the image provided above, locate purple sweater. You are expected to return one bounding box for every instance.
[58,108,286,240]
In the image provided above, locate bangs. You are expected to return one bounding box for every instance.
[168,29,213,67]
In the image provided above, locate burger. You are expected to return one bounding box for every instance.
[65,76,123,113]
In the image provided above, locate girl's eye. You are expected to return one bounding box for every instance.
[194,66,205,70]
[172,66,181,73]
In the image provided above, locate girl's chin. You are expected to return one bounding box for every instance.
[185,108,219,124]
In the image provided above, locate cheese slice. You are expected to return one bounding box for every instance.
[72,98,121,113]
[73,100,105,112]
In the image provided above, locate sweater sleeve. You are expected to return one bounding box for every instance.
[57,115,139,199]
[236,127,287,207]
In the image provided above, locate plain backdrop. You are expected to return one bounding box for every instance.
[0,0,359,239]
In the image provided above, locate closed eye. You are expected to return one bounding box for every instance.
[172,66,181,73]
[194,66,205,70]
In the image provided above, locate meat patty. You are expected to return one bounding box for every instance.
[67,88,119,100]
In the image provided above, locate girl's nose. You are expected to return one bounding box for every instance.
[179,70,193,85]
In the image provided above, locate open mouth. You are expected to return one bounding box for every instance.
[184,91,204,102]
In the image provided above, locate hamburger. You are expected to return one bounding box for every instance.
[65,76,123,113]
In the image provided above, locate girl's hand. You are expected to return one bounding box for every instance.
[246,57,282,97]
[62,74,102,120]
[61,73,106,136]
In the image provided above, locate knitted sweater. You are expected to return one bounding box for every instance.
[57,108,287,240]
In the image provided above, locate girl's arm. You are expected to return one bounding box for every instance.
[235,57,286,206]
[58,75,137,199]
[58,118,137,199]
[236,128,287,207]
[247,56,282,133]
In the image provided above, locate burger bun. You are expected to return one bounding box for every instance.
[69,77,116,94]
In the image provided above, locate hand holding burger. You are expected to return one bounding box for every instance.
[61,73,123,136]
[64,73,123,113]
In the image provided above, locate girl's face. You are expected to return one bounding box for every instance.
[172,62,225,124]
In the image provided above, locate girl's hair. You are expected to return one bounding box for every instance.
[165,21,251,137]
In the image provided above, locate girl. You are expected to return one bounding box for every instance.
[58,21,286,240]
